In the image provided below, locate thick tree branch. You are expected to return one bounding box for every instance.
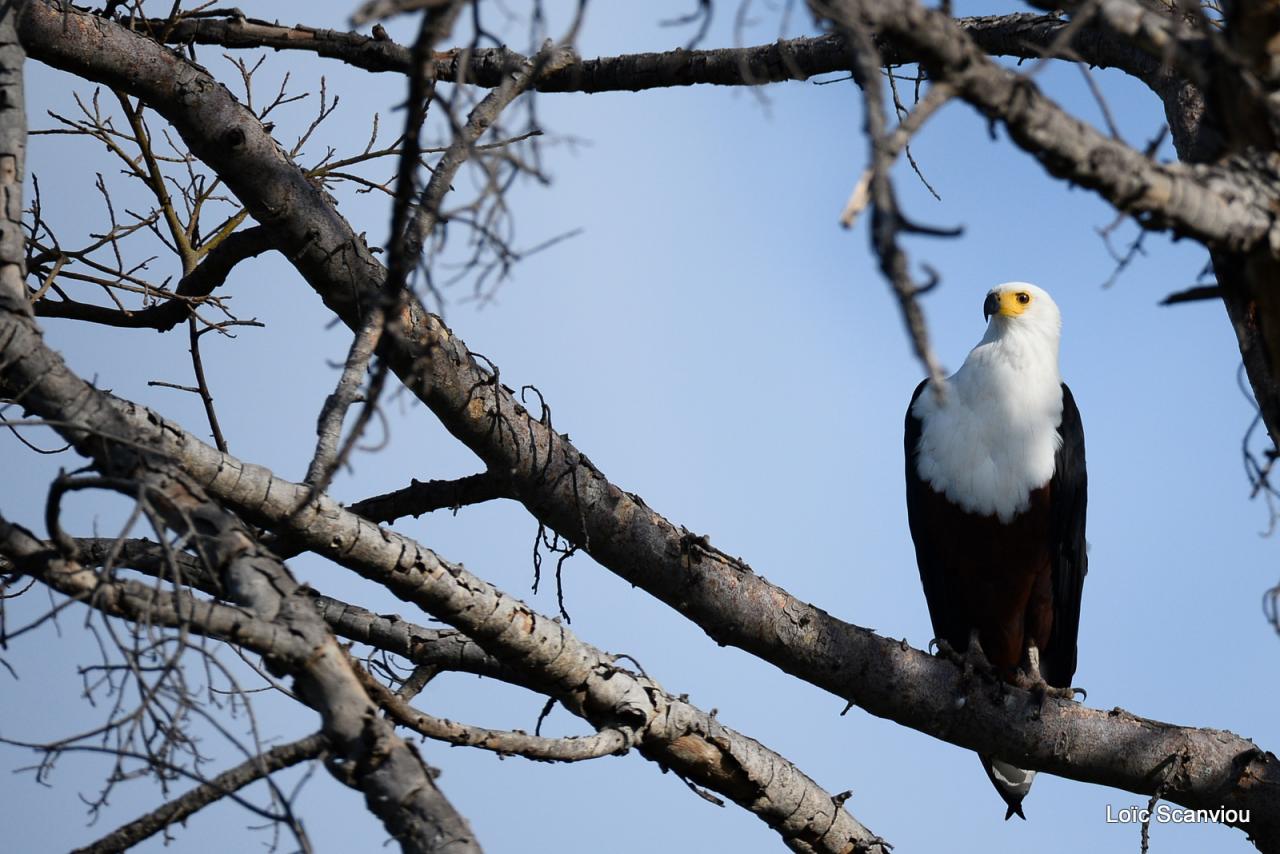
[1,297,479,854]
[36,401,886,854]
[16,528,628,768]
[816,0,1279,252]
[3,527,462,854]
[0,0,26,318]
[54,535,549,690]
[1,521,294,651]
[57,535,794,819]
[72,5,1268,255]
[125,8,1267,256]
[1028,0,1215,85]
[56,372,1280,851]
[1134,4,1280,452]
[69,533,882,816]
[40,536,524,685]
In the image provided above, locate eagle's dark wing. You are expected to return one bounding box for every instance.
[904,379,966,650]
[1042,382,1087,688]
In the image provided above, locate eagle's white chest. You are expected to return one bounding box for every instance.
[912,334,1063,523]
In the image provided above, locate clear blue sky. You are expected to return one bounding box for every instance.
[2,2,1274,852]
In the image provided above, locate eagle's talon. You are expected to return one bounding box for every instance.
[1014,645,1082,701]
[938,632,1002,693]
[1022,678,1078,702]
[1029,682,1086,702]
[930,637,963,664]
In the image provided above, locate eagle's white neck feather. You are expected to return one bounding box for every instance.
[912,283,1064,523]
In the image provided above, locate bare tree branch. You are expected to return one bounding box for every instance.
[351,0,458,27]
[813,0,1277,252]
[305,2,467,496]
[830,8,949,393]
[346,471,511,523]
[841,80,954,228]
[32,225,273,331]
[1,258,480,854]
[401,37,575,259]
[69,732,327,854]
[37,361,1280,850]
[35,391,888,853]
[305,314,382,485]
[60,3,1266,255]
[35,536,522,685]
[148,12,1160,94]
[355,669,632,763]
[1161,283,1221,305]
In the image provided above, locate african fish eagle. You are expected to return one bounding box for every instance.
[904,282,1087,820]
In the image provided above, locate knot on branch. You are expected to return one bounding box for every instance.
[222,126,246,149]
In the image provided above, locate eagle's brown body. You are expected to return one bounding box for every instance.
[911,482,1054,678]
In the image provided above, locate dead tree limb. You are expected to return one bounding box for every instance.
[32,225,273,331]
[147,12,1159,94]
[69,732,327,854]
[0,385,889,854]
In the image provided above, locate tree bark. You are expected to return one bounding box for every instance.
[0,0,26,315]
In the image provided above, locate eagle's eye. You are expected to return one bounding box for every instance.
[1015,292,1031,305]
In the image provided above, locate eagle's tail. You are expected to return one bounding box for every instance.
[981,756,1036,820]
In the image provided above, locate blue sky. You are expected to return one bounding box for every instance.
[2,2,1275,852]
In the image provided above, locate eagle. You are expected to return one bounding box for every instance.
[904,282,1087,820]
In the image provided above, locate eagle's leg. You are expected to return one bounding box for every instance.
[932,631,1000,692]
[964,629,997,677]
[1015,643,1085,701]
[929,637,963,663]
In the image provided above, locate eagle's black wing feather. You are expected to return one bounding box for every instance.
[904,380,966,650]
[1043,383,1088,688]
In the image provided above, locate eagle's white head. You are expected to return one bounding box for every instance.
[912,282,1066,521]
[979,282,1061,352]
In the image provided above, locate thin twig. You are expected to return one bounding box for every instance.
[71,733,326,854]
